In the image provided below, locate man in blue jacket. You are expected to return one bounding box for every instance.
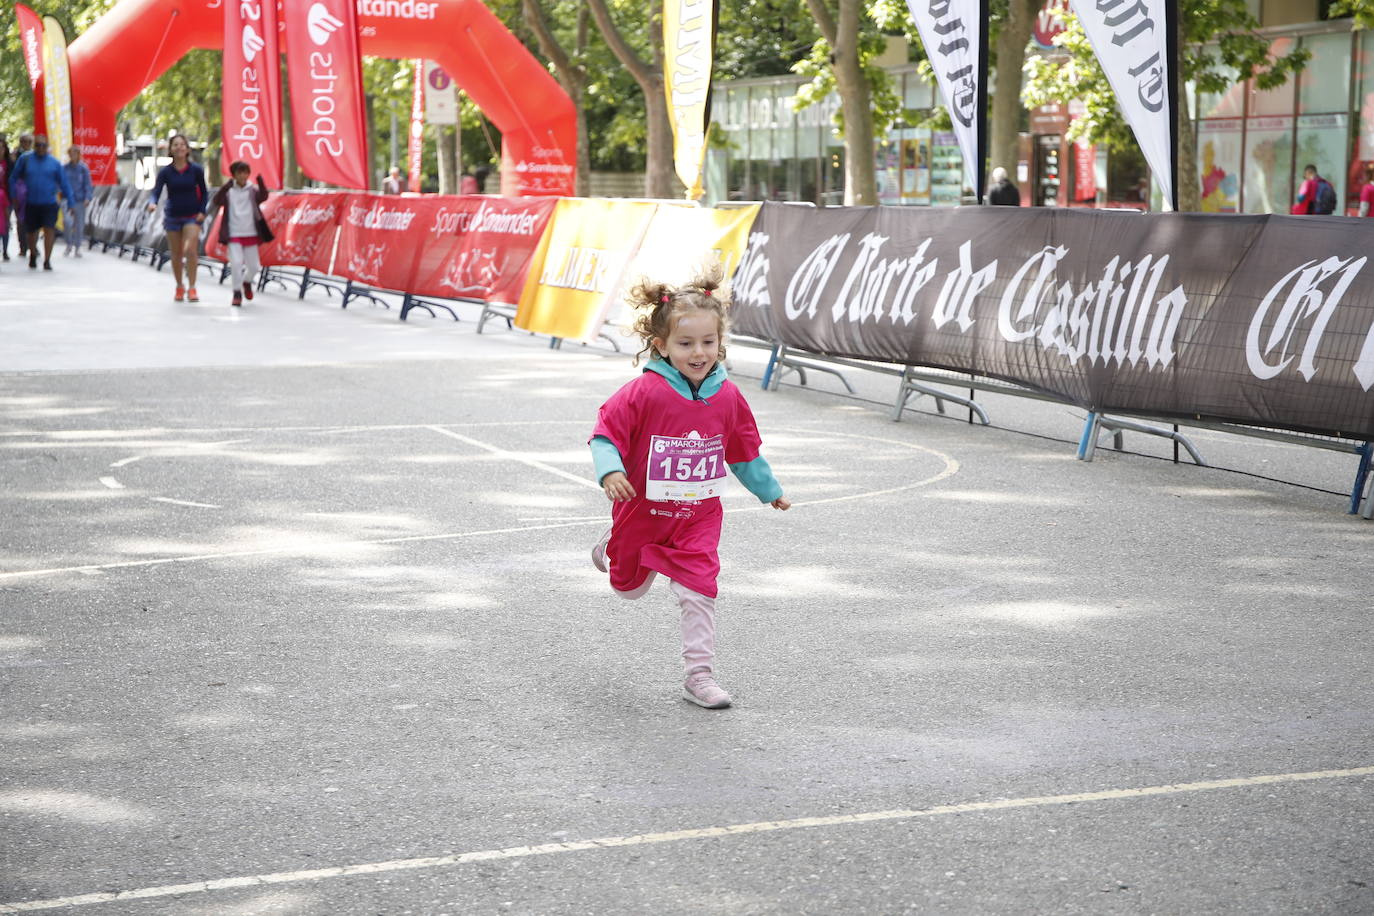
[10,135,74,270]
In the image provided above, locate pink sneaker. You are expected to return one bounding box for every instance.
[683,670,731,709]
[591,526,611,573]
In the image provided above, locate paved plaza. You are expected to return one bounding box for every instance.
[1,251,1371,914]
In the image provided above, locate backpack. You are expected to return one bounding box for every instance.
[1314,178,1337,215]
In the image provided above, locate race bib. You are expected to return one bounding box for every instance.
[645,434,728,502]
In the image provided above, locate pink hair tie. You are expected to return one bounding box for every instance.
[660,294,670,303]
[702,288,712,296]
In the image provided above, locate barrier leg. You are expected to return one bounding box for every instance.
[892,367,912,422]
[768,345,789,392]
[298,268,311,299]
[760,343,781,391]
[1350,442,1372,515]
[341,280,353,309]
[1077,412,1101,461]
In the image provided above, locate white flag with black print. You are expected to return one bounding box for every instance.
[904,0,989,202]
[1075,0,1178,209]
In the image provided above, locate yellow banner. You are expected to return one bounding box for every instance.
[515,198,660,342]
[663,0,715,200]
[41,16,72,161]
[604,204,759,327]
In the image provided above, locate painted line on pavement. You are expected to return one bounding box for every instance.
[96,476,123,490]
[2,765,1370,913]
[149,497,222,510]
[423,425,603,492]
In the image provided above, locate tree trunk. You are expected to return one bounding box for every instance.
[1176,94,1198,212]
[989,0,1039,185]
[806,0,876,205]
[585,0,680,199]
[282,64,302,189]
[437,125,457,194]
[522,0,594,196]
[1175,30,1198,212]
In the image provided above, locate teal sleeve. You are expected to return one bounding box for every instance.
[730,455,783,503]
[590,436,626,485]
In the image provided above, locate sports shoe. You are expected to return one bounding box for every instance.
[242,282,254,301]
[683,670,731,709]
[74,249,83,259]
[591,526,611,573]
[174,286,185,302]
[28,252,37,269]
[187,287,199,302]
[232,292,243,308]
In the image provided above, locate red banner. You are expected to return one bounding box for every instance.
[222,0,284,188]
[207,192,340,273]
[408,60,424,193]
[206,192,556,304]
[15,4,46,131]
[283,0,369,189]
[410,197,558,304]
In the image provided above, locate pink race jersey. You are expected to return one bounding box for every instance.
[591,371,764,598]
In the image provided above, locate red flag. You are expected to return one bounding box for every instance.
[408,60,424,193]
[15,4,46,131]
[283,0,369,189]
[222,0,284,188]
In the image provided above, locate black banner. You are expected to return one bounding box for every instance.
[732,203,1374,440]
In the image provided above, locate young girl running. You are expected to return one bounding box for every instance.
[589,266,790,709]
[209,162,274,307]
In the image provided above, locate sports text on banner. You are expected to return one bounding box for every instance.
[1073,0,1177,209]
[41,16,73,161]
[284,0,370,189]
[663,0,717,201]
[15,5,46,132]
[903,0,989,202]
[222,0,284,188]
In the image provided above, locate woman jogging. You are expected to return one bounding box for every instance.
[146,134,208,302]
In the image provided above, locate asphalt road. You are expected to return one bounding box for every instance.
[2,251,1371,914]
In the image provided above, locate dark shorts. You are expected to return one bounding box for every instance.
[24,202,58,232]
[164,214,203,233]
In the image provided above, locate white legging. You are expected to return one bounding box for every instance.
[616,572,717,675]
[228,241,261,291]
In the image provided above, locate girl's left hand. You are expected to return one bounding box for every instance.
[771,496,791,511]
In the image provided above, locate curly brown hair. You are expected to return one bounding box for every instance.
[627,264,731,366]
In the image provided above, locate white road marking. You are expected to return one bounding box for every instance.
[424,425,603,491]
[96,476,123,490]
[2,765,1369,913]
[108,456,143,469]
[148,497,222,510]
[4,425,959,581]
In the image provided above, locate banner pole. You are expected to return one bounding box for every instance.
[1166,0,1181,212]
[976,0,990,205]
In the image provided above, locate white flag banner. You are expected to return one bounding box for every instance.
[904,0,988,202]
[423,60,458,125]
[1074,0,1177,209]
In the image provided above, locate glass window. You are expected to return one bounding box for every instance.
[1196,56,1244,118]
[1299,33,1351,114]
[902,70,934,110]
[1357,30,1374,161]
[1197,119,1243,213]
[1296,113,1349,212]
[1247,39,1297,117]
[1242,116,1293,213]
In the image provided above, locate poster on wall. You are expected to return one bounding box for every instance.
[900,131,932,206]
[1197,119,1241,213]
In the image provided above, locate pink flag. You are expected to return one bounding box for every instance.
[284,0,369,189]
[408,60,424,193]
[15,4,46,130]
[222,0,283,187]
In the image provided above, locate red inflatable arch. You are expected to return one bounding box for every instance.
[66,0,575,195]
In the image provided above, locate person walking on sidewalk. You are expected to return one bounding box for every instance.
[0,137,12,262]
[588,265,791,710]
[62,145,93,258]
[209,161,275,307]
[8,135,73,271]
[12,132,32,260]
[146,134,208,302]
[1291,164,1336,215]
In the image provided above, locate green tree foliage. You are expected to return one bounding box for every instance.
[1022,0,1309,208]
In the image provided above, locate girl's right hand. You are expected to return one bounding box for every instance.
[602,471,636,501]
